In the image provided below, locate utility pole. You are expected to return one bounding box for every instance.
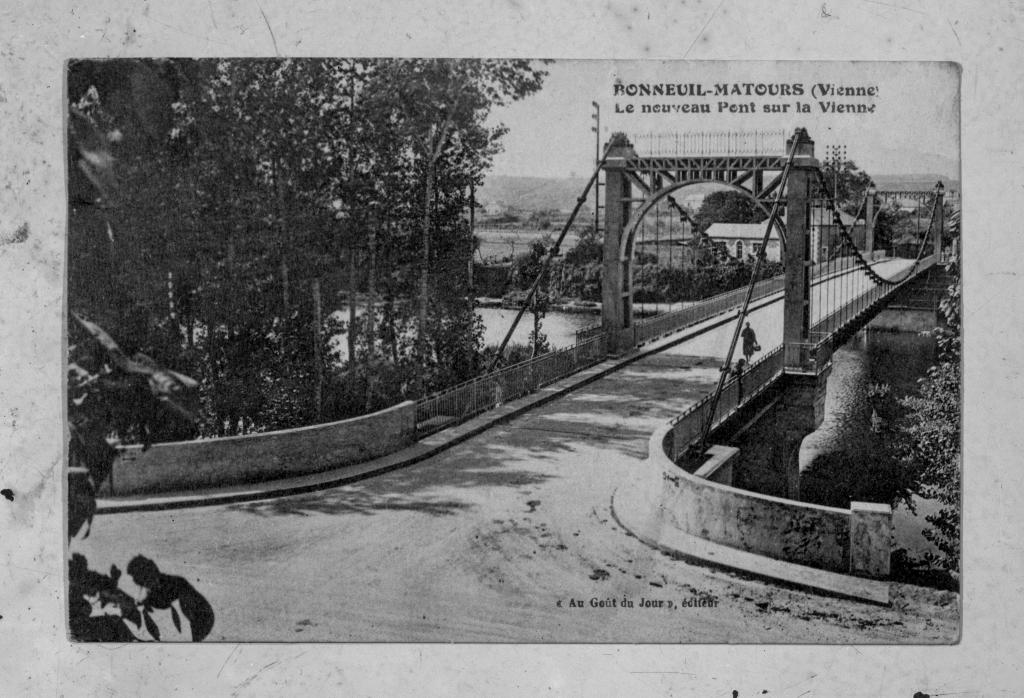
[591,101,600,236]
[825,143,846,258]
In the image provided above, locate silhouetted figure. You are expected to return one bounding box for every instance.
[127,555,214,641]
[741,322,760,363]
[732,358,747,402]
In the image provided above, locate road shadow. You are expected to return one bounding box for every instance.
[227,352,720,519]
[227,431,568,518]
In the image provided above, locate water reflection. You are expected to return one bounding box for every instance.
[799,328,939,561]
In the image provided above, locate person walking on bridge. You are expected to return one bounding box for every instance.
[741,321,760,364]
[732,358,747,402]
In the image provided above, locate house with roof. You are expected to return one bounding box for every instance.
[810,205,866,259]
[705,207,866,264]
[703,222,781,262]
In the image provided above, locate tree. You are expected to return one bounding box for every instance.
[358,59,547,368]
[512,236,554,358]
[67,94,214,639]
[691,190,765,235]
[822,158,873,215]
[564,226,603,266]
[67,58,550,439]
[897,224,961,571]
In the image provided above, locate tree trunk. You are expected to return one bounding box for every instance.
[274,156,291,313]
[281,259,290,314]
[366,224,377,356]
[312,278,323,421]
[468,184,475,292]
[419,161,434,355]
[347,242,357,378]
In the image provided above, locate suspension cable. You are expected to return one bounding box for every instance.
[695,136,799,452]
[815,172,939,288]
[485,143,614,373]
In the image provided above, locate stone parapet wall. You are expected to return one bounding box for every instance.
[99,401,417,497]
[646,423,891,577]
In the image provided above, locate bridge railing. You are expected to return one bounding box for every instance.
[629,257,874,348]
[575,254,882,347]
[627,130,788,157]
[415,332,609,436]
[812,255,936,338]
[783,335,833,374]
[665,347,786,463]
[785,254,937,372]
[431,256,934,441]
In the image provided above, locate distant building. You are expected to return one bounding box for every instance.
[704,222,781,262]
[810,206,866,261]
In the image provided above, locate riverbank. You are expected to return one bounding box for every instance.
[475,296,698,318]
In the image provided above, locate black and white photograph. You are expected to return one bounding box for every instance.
[64,58,961,643]
[6,2,1024,694]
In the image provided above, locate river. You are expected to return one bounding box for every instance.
[798,327,943,563]
[330,306,601,361]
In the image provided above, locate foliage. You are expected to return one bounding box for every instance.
[67,58,548,441]
[821,158,873,214]
[68,314,213,641]
[511,235,554,357]
[898,361,961,570]
[896,241,961,571]
[691,190,765,235]
[563,226,603,266]
[857,221,961,573]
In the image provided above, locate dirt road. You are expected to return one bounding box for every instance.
[74,342,958,642]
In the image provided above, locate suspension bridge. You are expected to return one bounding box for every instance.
[421,127,949,449]
[84,127,957,639]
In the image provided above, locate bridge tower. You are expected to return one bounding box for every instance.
[599,129,790,354]
[601,133,638,353]
[782,127,817,358]
[777,127,829,500]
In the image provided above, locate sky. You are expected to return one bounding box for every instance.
[485,60,960,181]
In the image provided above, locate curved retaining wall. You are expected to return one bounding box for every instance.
[99,401,417,497]
[643,422,890,577]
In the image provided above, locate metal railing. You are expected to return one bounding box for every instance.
[665,258,936,458]
[631,259,878,347]
[575,258,878,350]
[784,255,936,372]
[415,333,609,435]
[664,347,786,464]
[812,256,935,338]
[783,334,833,374]
[627,130,788,157]
[419,256,934,438]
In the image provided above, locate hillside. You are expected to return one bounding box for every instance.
[477,175,591,213]
[477,173,961,216]
[871,174,960,193]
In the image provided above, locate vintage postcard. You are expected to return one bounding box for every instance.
[64,58,961,644]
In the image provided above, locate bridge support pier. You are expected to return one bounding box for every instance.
[776,369,831,499]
